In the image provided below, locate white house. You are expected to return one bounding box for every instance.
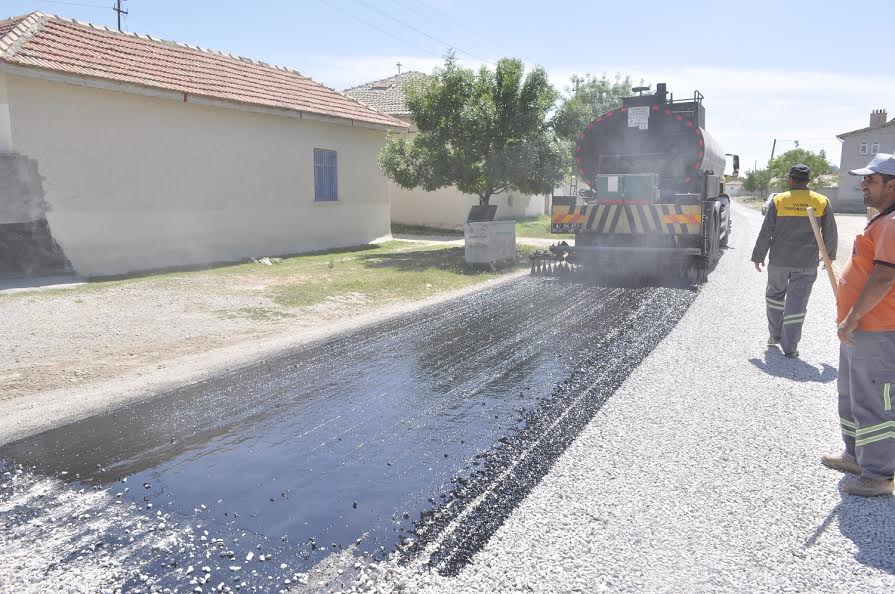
[0,12,408,278]
[837,108,895,212]
[344,72,546,230]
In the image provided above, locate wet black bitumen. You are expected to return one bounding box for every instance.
[0,277,696,591]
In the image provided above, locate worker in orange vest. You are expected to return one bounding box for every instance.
[822,153,895,497]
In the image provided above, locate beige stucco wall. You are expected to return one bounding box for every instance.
[389,183,544,229]
[5,73,391,277]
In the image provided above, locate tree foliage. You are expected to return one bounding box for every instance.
[743,169,771,193]
[378,55,566,206]
[768,148,832,185]
[743,149,833,194]
[551,74,634,142]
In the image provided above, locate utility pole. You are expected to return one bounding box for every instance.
[766,139,778,199]
[395,61,402,76]
[114,0,128,32]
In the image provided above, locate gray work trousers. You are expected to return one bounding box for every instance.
[838,330,895,480]
[765,264,817,353]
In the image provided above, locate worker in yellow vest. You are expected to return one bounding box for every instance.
[751,164,838,358]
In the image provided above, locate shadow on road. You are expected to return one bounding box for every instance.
[748,349,838,383]
[812,491,895,575]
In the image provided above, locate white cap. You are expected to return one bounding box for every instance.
[849,153,895,176]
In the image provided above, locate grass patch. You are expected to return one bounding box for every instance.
[2,241,535,313]
[391,222,463,237]
[734,195,766,211]
[215,307,295,321]
[270,242,534,308]
[393,217,573,241]
[515,215,573,239]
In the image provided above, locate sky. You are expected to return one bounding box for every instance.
[5,0,895,176]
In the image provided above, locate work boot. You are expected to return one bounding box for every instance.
[767,336,781,346]
[843,476,895,497]
[784,350,799,358]
[821,453,861,475]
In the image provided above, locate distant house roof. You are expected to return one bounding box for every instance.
[0,12,408,130]
[837,118,895,140]
[343,71,429,116]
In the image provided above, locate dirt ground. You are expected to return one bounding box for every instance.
[0,241,531,444]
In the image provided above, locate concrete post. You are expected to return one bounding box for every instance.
[0,73,13,152]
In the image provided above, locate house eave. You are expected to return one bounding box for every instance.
[836,120,895,140]
[0,61,409,132]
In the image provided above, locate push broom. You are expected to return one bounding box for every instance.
[807,207,838,298]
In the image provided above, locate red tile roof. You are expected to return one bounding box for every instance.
[0,15,24,40]
[344,71,429,116]
[0,12,407,130]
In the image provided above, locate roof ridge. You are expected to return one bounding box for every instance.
[0,11,408,129]
[0,12,50,59]
[837,117,895,139]
[32,13,318,81]
[343,70,428,92]
[22,11,398,119]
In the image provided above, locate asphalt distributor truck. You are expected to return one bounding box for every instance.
[531,83,738,283]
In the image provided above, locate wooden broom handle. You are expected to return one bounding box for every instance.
[807,206,838,298]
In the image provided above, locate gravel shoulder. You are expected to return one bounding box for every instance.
[360,203,895,593]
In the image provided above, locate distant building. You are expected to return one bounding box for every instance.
[0,12,407,278]
[724,180,744,196]
[344,72,545,229]
[837,109,895,212]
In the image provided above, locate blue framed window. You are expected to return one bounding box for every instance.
[314,148,338,201]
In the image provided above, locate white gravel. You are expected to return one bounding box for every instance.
[0,465,193,593]
[350,203,895,593]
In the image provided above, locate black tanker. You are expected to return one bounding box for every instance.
[532,83,738,283]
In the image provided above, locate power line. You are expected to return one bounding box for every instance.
[352,0,491,64]
[39,0,109,8]
[404,0,497,61]
[316,0,443,58]
[385,0,438,24]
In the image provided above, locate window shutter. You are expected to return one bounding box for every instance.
[314,149,338,201]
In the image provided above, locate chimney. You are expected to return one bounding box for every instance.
[870,108,888,128]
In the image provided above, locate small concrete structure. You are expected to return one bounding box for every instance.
[0,152,71,277]
[464,220,516,266]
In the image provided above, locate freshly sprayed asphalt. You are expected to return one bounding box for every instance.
[0,271,697,592]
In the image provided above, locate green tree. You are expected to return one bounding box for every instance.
[743,168,770,193]
[551,74,634,142]
[768,148,832,185]
[378,55,566,206]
